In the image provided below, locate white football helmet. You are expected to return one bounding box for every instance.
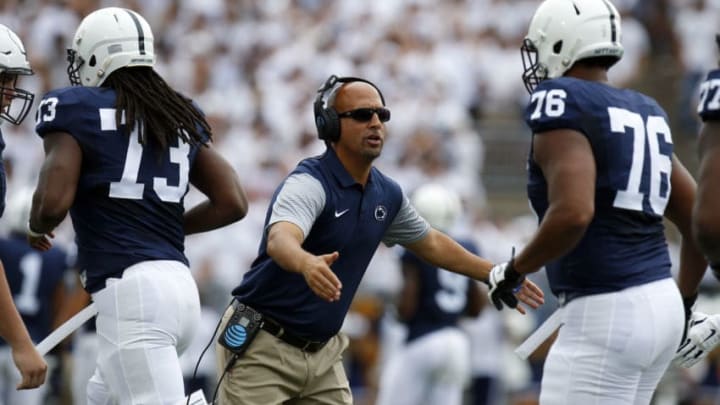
[0,24,33,125]
[521,0,624,93]
[411,183,462,232]
[67,7,155,87]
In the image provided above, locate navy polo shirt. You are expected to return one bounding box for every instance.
[233,147,429,341]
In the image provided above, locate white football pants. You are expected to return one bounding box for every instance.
[376,327,471,405]
[73,329,99,405]
[87,260,201,405]
[540,277,683,405]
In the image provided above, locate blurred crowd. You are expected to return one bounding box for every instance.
[1,0,720,404]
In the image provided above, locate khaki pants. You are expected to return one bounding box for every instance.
[216,305,353,405]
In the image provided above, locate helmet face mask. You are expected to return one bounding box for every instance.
[67,7,155,87]
[521,0,624,93]
[0,74,34,125]
[0,24,34,125]
[66,48,84,87]
[521,38,544,94]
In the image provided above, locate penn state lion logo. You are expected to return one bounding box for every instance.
[374,205,387,221]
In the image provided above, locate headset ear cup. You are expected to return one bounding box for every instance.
[314,74,383,142]
[314,101,328,140]
[325,108,340,142]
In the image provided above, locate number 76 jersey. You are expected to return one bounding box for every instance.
[35,86,207,293]
[524,77,673,299]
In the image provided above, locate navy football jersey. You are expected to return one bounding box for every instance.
[233,148,428,342]
[524,77,672,299]
[402,237,478,342]
[0,234,69,344]
[35,87,207,293]
[697,69,720,121]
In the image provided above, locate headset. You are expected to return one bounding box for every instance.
[313,74,386,142]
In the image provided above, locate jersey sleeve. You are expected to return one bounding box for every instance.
[382,192,430,246]
[524,79,586,135]
[697,69,720,121]
[268,173,325,239]
[35,88,86,138]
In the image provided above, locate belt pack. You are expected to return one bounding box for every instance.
[218,301,263,356]
[223,300,328,354]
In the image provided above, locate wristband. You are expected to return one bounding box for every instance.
[26,222,44,238]
[505,258,523,283]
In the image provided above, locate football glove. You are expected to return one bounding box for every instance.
[675,312,720,368]
[682,293,698,341]
[487,259,525,310]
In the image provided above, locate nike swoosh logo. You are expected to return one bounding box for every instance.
[703,328,717,343]
[334,209,349,218]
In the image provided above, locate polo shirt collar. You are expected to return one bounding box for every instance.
[323,147,369,188]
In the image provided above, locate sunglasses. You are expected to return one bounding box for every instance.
[337,107,391,123]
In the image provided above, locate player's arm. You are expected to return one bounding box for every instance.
[185,143,248,235]
[694,120,720,268]
[29,132,82,251]
[50,274,91,351]
[0,262,47,389]
[50,276,68,330]
[396,262,420,322]
[52,276,91,326]
[666,154,707,299]
[512,129,595,275]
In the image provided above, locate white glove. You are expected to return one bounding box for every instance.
[675,312,720,368]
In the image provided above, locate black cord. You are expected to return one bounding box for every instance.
[212,354,239,404]
[186,298,234,405]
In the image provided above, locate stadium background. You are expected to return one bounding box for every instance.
[1,0,720,404]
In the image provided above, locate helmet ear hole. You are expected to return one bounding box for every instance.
[89,55,96,67]
[553,41,563,54]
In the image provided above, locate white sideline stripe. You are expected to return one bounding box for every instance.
[36,303,98,356]
[515,307,564,360]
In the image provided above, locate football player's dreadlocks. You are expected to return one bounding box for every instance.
[103,66,211,149]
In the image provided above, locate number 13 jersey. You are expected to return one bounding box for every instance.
[35,86,207,293]
[524,77,672,300]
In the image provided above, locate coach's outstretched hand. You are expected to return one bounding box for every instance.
[488,260,544,314]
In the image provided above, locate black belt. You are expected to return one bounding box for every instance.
[232,300,327,353]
